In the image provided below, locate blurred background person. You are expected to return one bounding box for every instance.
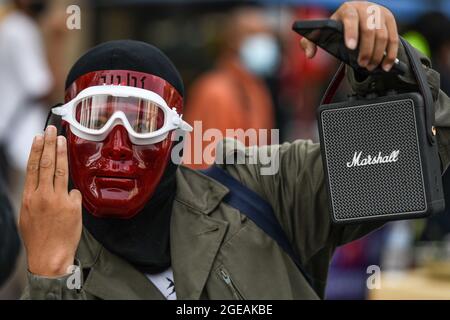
[0,0,52,300]
[0,0,72,299]
[0,0,53,183]
[182,6,278,169]
[407,12,450,95]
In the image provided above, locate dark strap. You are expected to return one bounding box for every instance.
[400,37,436,144]
[201,165,318,294]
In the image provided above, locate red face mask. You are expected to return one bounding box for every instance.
[64,70,183,219]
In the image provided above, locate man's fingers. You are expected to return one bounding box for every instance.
[69,189,82,206]
[300,38,317,58]
[54,136,69,192]
[37,126,58,191]
[367,23,388,71]
[382,12,399,71]
[335,4,359,50]
[24,134,44,193]
[357,7,376,68]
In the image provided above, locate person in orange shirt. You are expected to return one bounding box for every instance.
[183,7,279,169]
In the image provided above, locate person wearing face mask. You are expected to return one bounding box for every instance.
[18,1,450,300]
[183,6,278,169]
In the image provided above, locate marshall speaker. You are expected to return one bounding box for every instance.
[318,38,445,224]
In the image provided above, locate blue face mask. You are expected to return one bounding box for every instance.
[239,33,280,77]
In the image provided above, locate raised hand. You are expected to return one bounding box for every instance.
[19,126,82,277]
[300,1,399,72]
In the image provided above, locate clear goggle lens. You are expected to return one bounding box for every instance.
[74,95,165,134]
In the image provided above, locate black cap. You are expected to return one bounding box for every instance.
[65,40,184,96]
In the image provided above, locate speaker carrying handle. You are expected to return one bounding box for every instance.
[320,38,436,145]
[320,62,346,106]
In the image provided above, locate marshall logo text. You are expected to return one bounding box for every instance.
[347,150,400,168]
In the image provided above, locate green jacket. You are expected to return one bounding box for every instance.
[22,44,450,300]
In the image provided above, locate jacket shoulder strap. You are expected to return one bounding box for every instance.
[201,165,318,294]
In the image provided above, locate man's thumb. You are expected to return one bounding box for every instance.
[300,38,317,59]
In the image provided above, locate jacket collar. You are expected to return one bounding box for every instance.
[75,165,230,300]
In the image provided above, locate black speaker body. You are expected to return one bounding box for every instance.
[318,92,445,224]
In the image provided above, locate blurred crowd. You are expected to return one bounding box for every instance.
[1,0,450,300]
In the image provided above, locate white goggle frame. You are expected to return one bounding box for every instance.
[52,85,192,145]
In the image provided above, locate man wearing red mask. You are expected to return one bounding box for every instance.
[19,2,450,299]
[22,40,190,299]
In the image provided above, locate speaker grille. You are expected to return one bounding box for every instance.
[321,99,426,221]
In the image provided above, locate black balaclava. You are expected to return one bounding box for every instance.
[64,40,184,274]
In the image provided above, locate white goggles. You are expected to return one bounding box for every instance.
[52,85,192,145]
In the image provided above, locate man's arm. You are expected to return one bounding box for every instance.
[19,126,84,299]
[289,0,450,247]
[220,1,450,291]
[218,47,450,295]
